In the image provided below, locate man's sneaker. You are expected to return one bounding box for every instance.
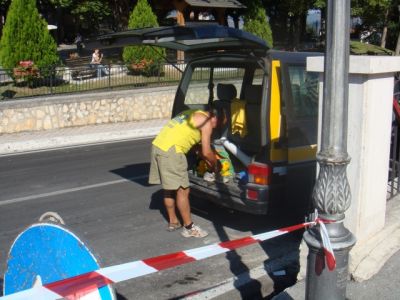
[181,224,208,238]
[203,171,215,183]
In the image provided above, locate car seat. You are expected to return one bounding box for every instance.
[213,83,237,138]
[229,84,263,153]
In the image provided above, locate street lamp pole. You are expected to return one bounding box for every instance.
[304,0,356,299]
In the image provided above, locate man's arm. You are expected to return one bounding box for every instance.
[197,115,218,172]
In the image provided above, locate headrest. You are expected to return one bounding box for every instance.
[217,83,237,101]
[244,85,263,104]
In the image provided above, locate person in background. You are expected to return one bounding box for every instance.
[90,48,109,77]
[149,107,225,238]
[74,33,83,55]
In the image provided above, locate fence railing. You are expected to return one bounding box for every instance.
[0,62,185,100]
[0,62,246,100]
[388,98,400,199]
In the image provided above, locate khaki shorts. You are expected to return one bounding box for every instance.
[149,145,189,190]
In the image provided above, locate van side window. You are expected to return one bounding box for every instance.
[288,66,319,118]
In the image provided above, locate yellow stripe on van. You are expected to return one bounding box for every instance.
[270,60,287,163]
[270,60,281,141]
[271,144,287,162]
[288,144,317,163]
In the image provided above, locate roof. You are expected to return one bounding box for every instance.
[185,0,245,9]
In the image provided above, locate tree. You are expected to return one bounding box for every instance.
[107,0,132,30]
[43,0,112,43]
[347,0,400,55]
[122,0,165,73]
[242,0,273,48]
[0,0,11,36]
[261,0,317,49]
[0,0,59,69]
[70,0,111,31]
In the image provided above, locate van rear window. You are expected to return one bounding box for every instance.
[185,67,245,106]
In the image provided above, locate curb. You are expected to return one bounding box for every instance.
[0,128,161,155]
[0,119,169,155]
[349,197,400,282]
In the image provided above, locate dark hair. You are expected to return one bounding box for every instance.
[208,103,224,119]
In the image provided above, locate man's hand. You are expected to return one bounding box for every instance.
[203,152,221,173]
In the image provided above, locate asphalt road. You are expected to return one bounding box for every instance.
[0,139,304,299]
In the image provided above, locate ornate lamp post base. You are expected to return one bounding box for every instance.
[304,221,356,299]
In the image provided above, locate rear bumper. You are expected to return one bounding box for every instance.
[189,180,270,215]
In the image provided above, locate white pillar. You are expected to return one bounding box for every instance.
[307,55,400,243]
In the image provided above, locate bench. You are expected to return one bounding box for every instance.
[64,56,97,80]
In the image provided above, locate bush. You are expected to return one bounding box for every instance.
[127,59,164,77]
[122,0,165,73]
[243,0,273,48]
[0,0,59,70]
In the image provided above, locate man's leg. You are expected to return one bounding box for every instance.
[177,186,208,238]
[176,187,192,226]
[164,190,179,224]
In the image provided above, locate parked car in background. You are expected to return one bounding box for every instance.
[100,25,322,216]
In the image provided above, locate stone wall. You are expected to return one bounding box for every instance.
[0,86,177,134]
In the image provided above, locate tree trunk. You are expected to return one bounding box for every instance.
[380,8,389,48]
[381,26,387,48]
[395,31,400,55]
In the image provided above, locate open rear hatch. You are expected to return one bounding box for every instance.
[97,24,269,56]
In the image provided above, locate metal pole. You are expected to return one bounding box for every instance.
[304,0,356,299]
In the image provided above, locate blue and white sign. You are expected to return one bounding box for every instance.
[3,223,115,299]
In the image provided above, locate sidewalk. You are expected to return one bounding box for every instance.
[273,194,400,299]
[0,118,168,155]
[0,120,399,299]
[273,249,400,300]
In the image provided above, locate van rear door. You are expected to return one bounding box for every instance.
[279,58,320,214]
[98,25,269,55]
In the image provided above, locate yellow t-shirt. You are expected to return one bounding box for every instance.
[153,109,208,154]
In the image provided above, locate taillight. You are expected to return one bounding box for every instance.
[248,163,271,185]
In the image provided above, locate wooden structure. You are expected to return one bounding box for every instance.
[154,0,246,61]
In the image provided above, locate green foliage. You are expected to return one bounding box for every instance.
[0,0,59,70]
[312,0,326,9]
[71,1,111,27]
[123,0,165,66]
[352,0,390,23]
[48,0,73,7]
[351,0,399,50]
[243,0,273,47]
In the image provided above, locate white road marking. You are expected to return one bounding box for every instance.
[0,175,148,206]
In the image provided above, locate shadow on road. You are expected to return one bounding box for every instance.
[110,163,151,187]
[116,291,129,300]
[111,161,310,298]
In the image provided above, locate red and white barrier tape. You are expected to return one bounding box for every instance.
[1,218,335,300]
